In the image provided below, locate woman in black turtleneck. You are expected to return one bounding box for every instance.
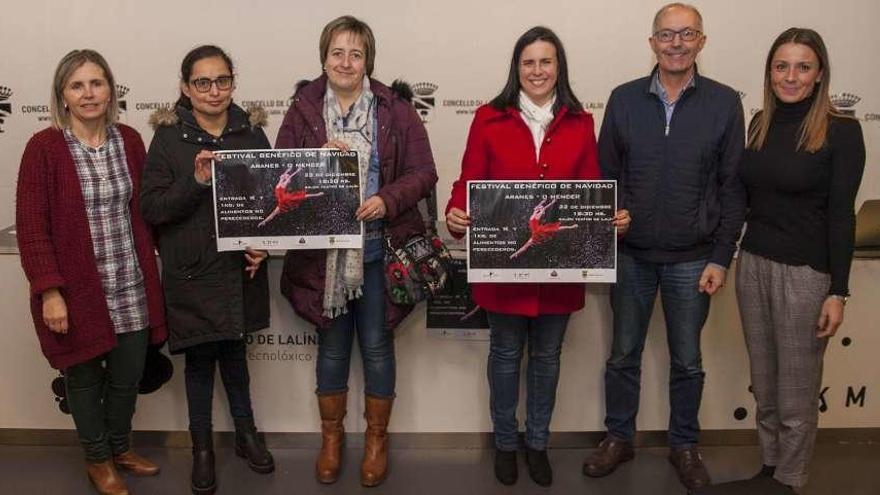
[736,28,865,491]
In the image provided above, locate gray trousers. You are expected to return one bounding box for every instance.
[735,251,830,487]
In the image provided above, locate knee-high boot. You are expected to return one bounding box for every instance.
[316,392,347,483]
[361,395,393,487]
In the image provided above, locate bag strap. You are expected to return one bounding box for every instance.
[420,185,440,236]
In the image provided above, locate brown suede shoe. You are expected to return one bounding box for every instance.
[316,392,347,484]
[361,395,393,487]
[114,449,160,476]
[668,447,711,490]
[87,461,130,495]
[582,436,635,478]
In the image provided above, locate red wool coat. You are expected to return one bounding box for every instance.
[16,125,167,369]
[446,104,600,317]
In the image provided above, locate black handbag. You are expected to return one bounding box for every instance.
[384,188,452,305]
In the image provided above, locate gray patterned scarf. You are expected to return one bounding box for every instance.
[322,76,375,318]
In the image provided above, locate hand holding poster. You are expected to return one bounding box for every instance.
[467,180,617,283]
[213,149,362,250]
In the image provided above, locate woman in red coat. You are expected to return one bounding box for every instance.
[446,27,630,487]
[16,49,166,495]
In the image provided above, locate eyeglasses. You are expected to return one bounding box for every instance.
[653,28,702,43]
[189,75,234,93]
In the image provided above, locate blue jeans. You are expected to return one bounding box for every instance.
[604,253,710,448]
[487,311,570,451]
[316,261,394,398]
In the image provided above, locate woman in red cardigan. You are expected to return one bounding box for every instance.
[446,27,629,487]
[16,49,166,495]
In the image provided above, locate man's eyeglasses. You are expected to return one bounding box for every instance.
[653,28,702,43]
[189,75,234,93]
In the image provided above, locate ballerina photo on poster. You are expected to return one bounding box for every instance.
[459,304,483,322]
[509,198,577,259]
[258,165,325,228]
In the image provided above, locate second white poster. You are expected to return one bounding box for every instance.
[466,180,617,283]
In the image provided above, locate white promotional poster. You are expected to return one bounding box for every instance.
[426,255,490,341]
[212,149,362,251]
[466,180,617,283]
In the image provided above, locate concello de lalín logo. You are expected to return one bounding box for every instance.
[830,92,880,122]
[412,82,438,123]
[245,330,319,364]
[116,84,130,113]
[0,86,12,133]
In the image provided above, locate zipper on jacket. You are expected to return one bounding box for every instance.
[653,85,696,249]
[662,85,696,137]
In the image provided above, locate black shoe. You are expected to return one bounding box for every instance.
[494,449,518,485]
[525,447,552,486]
[234,417,275,474]
[752,464,776,478]
[190,430,216,495]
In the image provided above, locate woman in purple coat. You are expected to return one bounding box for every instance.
[275,15,437,488]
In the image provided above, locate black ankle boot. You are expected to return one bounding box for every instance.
[494,448,518,485]
[525,446,553,486]
[233,417,275,474]
[190,430,216,495]
[753,464,776,478]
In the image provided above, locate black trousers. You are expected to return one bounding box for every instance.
[66,329,148,462]
[184,339,254,432]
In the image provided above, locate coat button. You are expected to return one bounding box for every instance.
[545,137,551,143]
[539,173,545,179]
[183,133,188,138]
[541,163,549,169]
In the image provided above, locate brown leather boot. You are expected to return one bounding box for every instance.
[114,449,160,476]
[316,392,347,484]
[86,460,130,495]
[582,435,635,478]
[361,395,393,487]
[668,446,711,490]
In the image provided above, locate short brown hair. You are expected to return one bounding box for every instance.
[50,49,119,129]
[319,15,376,76]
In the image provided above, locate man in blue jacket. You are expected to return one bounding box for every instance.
[583,3,745,491]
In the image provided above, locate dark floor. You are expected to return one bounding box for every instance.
[1,443,877,495]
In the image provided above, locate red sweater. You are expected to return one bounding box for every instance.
[16,125,167,369]
[446,104,600,317]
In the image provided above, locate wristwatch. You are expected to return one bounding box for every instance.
[829,294,849,305]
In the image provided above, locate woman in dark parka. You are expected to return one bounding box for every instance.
[140,45,273,495]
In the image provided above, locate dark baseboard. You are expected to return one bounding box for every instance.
[1,428,877,449]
